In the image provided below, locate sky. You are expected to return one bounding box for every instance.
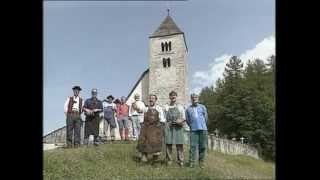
[44,0,275,135]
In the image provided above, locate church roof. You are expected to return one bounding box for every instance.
[126,69,149,101]
[150,15,184,38]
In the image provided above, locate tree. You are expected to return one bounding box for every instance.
[199,55,276,161]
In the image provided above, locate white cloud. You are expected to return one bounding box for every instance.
[191,35,275,94]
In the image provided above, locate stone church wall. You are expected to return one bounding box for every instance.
[149,34,188,107]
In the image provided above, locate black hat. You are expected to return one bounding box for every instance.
[107,95,114,100]
[72,86,82,91]
[169,91,177,96]
[114,99,121,104]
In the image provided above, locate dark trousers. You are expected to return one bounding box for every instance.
[66,113,82,147]
[84,115,101,140]
[189,130,208,163]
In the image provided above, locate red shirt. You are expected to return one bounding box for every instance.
[116,103,129,118]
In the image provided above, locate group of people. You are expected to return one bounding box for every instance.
[64,85,208,168]
[64,86,144,145]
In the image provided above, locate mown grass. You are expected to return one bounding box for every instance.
[43,142,275,180]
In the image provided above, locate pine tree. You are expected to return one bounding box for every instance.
[199,54,276,161]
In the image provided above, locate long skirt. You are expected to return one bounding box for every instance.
[137,123,164,153]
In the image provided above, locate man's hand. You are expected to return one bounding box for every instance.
[85,109,93,116]
[176,118,185,126]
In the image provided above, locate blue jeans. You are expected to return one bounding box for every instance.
[118,116,129,129]
[131,115,143,139]
[189,130,208,163]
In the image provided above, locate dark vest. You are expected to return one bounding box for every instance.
[67,96,83,113]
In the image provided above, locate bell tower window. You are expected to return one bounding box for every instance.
[167,58,171,67]
[163,58,167,67]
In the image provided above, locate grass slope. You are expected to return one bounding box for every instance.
[44,142,275,179]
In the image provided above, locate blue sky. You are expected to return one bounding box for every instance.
[44,0,275,135]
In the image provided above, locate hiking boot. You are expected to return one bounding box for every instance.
[141,154,148,163]
[74,144,80,148]
[178,161,184,167]
[166,161,173,166]
[199,161,205,169]
[188,162,195,168]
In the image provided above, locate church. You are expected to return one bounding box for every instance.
[126,11,189,108]
[43,11,189,144]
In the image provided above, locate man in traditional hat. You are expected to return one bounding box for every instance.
[64,85,83,148]
[129,93,146,140]
[102,95,117,141]
[116,96,130,141]
[83,88,103,145]
[185,93,209,168]
[163,91,186,166]
[137,94,165,164]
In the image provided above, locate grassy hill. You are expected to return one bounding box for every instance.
[43,142,275,179]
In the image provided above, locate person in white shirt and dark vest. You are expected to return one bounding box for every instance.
[137,94,166,164]
[83,88,103,145]
[163,91,186,166]
[64,85,83,148]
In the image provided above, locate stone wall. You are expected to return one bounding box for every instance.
[43,119,125,144]
[44,126,259,159]
[43,126,67,144]
[207,135,260,159]
[43,121,86,144]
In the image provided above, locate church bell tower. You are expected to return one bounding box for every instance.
[148,10,188,107]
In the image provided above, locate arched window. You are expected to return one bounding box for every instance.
[161,43,164,52]
[169,41,172,51]
[167,58,171,67]
[163,58,167,68]
[165,42,168,51]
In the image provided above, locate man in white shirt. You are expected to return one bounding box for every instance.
[137,94,165,164]
[129,94,146,140]
[64,86,84,148]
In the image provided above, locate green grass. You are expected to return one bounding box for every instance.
[43,142,275,180]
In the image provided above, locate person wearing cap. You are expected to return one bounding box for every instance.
[163,91,186,166]
[129,94,146,140]
[83,88,103,145]
[63,86,84,148]
[137,94,165,164]
[102,95,117,141]
[185,93,208,168]
[116,96,130,141]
